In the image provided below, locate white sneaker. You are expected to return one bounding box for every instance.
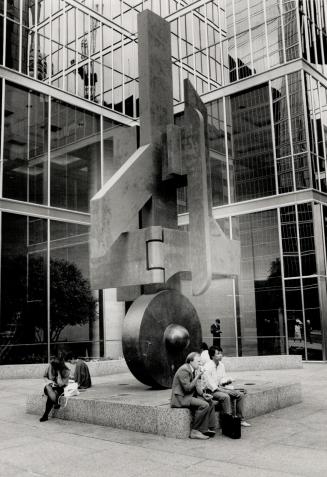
[241,420,251,427]
[189,429,210,439]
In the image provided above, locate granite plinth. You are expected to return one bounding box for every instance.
[26,373,302,439]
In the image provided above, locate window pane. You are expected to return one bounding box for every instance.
[50,98,100,212]
[3,82,48,205]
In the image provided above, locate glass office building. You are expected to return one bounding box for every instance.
[0,0,327,365]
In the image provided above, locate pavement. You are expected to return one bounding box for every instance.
[0,362,327,477]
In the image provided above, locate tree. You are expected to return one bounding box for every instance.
[48,258,97,342]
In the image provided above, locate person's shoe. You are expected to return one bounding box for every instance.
[39,415,48,422]
[204,430,216,437]
[189,429,210,440]
[241,420,251,427]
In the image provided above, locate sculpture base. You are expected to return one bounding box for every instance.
[26,371,302,439]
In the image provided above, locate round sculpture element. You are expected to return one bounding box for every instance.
[122,290,202,389]
[164,324,190,352]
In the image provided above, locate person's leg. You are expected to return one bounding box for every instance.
[189,397,210,434]
[212,390,231,415]
[40,397,53,422]
[232,391,251,426]
[232,391,244,419]
[207,401,217,431]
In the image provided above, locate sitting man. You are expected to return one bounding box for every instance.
[203,347,251,427]
[200,342,210,366]
[171,352,217,439]
[67,354,92,389]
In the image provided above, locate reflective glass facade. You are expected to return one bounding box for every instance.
[1,1,327,364]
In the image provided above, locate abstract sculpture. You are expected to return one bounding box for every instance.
[90,10,240,388]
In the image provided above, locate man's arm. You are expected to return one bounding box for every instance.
[178,367,201,393]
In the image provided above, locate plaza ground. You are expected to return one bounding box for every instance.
[0,362,326,477]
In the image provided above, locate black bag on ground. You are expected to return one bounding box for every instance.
[220,414,241,439]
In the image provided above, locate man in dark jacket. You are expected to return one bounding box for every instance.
[171,352,217,439]
[210,319,221,347]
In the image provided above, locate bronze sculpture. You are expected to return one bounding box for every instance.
[90,10,240,388]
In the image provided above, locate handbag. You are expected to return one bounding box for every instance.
[58,381,79,408]
[64,381,79,397]
[220,414,241,439]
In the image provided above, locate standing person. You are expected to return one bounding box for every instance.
[40,356,70,422]
[294,319,302,342]
[210,318,222,348]
[67,354,92,389]
[171,352,217,439]
[305,319,312,344]
[202,347,251,427]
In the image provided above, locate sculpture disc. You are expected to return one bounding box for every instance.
[122,290,202,388]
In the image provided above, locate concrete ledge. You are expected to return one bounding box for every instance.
[26,379,302,439]
[2,355,302,379]
[223,355,303,371]
[0,359,128,380]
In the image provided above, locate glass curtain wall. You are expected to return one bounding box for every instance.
[2,80,102,211]
[184,203,324,360]
[227,0,300,83]
[300,0,327,74]
[0,0,227,114]
[305,73,327,193]
[0,213,99,364]
[233,209,285,356]
[3,0,320,120]
[281,203,322,360]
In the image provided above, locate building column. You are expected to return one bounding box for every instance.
[103,288,124,359]
[313,203,327,360]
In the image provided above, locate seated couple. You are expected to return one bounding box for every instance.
[170,347,250,439]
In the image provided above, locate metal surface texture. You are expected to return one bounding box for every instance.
[122,290,202,388]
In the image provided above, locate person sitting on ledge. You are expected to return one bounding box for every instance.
[40,356,70,422]
[200,342,210,366]
[66,353,92,389]
[171,352,217,439]
[202,346,251,427]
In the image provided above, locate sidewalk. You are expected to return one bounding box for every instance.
[0,363,326,477]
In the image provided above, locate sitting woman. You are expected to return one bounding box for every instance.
[40,356,70,422]
[67,353,92,389]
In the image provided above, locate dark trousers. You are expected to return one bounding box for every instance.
[213,388,245,419]
[213,337,221,348]
[41,385,64,419]
[189,397,217,433]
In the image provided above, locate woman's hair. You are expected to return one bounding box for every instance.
[50,356,69,377]
[201,342,208,351]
